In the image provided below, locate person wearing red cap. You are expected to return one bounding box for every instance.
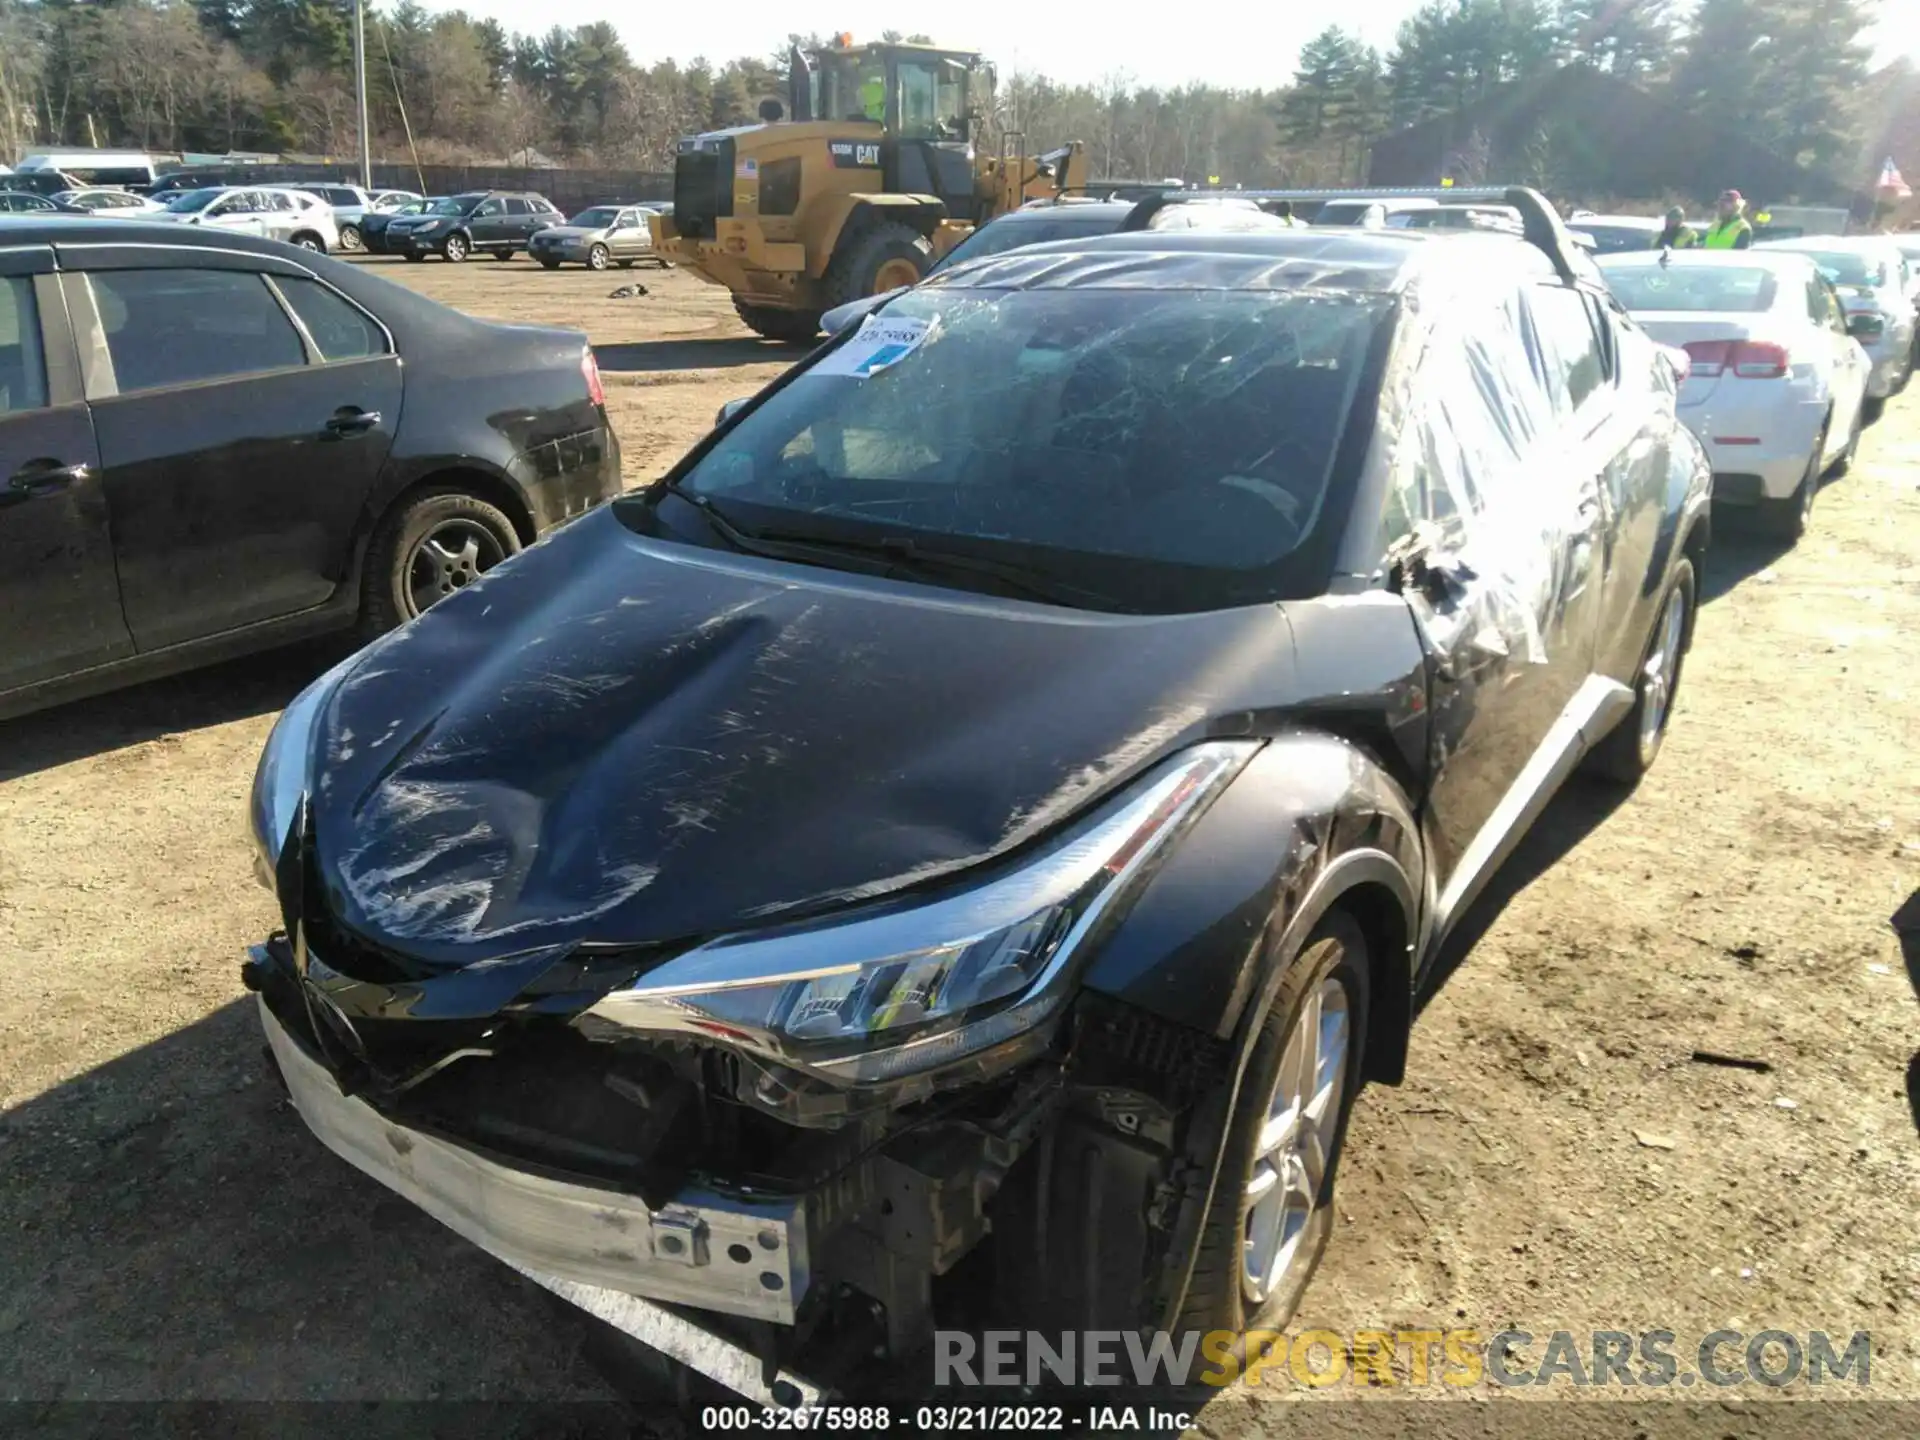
[1703,189,1754,249]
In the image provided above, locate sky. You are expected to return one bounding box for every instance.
[408,0,1920,93]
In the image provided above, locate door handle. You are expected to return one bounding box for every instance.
[323,409,381,437]
[4,460,92,503]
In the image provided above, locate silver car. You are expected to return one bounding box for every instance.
[529,204,666,271]
[1757,235,1917,410]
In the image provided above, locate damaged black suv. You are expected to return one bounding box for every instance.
[245,190,1711,1398]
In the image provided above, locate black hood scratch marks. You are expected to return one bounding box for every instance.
[309,507,1320,968]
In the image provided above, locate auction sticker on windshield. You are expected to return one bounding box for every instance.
[814,315,934,378]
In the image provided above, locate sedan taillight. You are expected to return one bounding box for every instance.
[581,346,605,407]
[1683,339,1789,379]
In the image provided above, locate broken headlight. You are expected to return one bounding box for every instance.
[247,657,356,891]
[577,741,1256,1084]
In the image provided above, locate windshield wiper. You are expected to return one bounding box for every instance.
[653,485,1128,610]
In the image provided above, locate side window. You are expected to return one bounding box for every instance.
[1390,287,1558,540]
[1529,284,1608,414]
[505,198,532,216]
[274,275,386,362]
[475,198,504,217]
[88,269,307,394]
[0,277,49,415]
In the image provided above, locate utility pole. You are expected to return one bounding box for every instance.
[353,0,372,188]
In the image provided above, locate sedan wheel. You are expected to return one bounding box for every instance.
[1242,975,1350,1309]
[359,488,523,639]
[406,518,509,616]
[339,223,364,252]
[588,243,611,271]
[442,233,469,263]
[1588,557,1695,785]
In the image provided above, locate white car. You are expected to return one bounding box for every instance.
[298,184,423,251]
[152,185,339,252]
[53,187,167,216]
[1756,236,1917,412]
[1599,248,1873,539]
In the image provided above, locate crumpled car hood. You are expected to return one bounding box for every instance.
[309,505,1303,968]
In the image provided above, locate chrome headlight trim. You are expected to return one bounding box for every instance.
[577,740,1259,1085]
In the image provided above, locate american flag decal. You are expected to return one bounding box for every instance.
[1877,156,1911,199]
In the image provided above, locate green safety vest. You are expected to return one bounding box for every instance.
[860,78,885,121]
[1703,216,1751,249]
[1657,226,1697,248]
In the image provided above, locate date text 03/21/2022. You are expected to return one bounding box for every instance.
[698,1406,1189,1431]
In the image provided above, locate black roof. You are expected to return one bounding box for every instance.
[926,226,1561,296]
[0,215,299,252]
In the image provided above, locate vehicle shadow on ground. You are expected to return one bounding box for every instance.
[0,999,625,1419]
[1697,525,1791,606]
[594,337,809,374]
[0,638,346,783]
[1893,889,1920,1139]
[1416,776,1629,1012]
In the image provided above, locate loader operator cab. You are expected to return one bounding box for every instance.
[802,40,983,142]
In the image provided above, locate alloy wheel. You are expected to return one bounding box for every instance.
[340,225,364,252]
[1636,584,1688,763]
[444,234,468,262]
[589,243,610,270]
[1242,976,1350,1306]
[404,519,507,617]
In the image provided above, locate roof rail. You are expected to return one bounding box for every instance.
[1174,184,1589,283]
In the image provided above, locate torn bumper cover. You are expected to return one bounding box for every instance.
[256,990,809,1325]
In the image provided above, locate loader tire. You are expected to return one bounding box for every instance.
[823,219,931,308]
[733,299,823,344]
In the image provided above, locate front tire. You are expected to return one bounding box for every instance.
[339,223,364,252]
[822,219,932,308]
[290,231,325,252]
[1862,394,1885,425]
[494,247,515,261]
[588,243,611,270]
[359,488,522,640]
[440,232,470,263]
[732,298,822,344]
[1588,557,1695,785]
[1174,912,1370,1335]
[538,257,561,270]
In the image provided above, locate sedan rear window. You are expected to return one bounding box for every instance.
[1604,265,1779,313]
[1790,250,1886,288]
[658,286,1390,601]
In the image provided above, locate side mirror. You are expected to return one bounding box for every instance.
[822,288,906,337]
[716,397,750,427]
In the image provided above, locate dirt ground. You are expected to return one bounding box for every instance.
[0,254,1916,1432]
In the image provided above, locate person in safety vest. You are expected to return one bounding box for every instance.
[1271,200,1303,228]
[1656,206,1697,248]
[1704,190,1753,249]
[858,68,886,123]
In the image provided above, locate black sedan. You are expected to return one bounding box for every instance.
[0,217,621,719]
[245,198,1710,1392]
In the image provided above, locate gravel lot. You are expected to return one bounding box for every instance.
[1,255,1916,1431]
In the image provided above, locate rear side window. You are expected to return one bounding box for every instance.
[0,277,48,414]
[273,276,386,362]
[88,269,307,394]
[1528,284,1608,413]
[506,198,533,215]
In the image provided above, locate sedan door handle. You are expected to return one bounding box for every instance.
[323,409,381,437]
[4,459,92,503]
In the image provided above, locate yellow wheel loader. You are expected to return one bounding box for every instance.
[651,35,1086,342]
